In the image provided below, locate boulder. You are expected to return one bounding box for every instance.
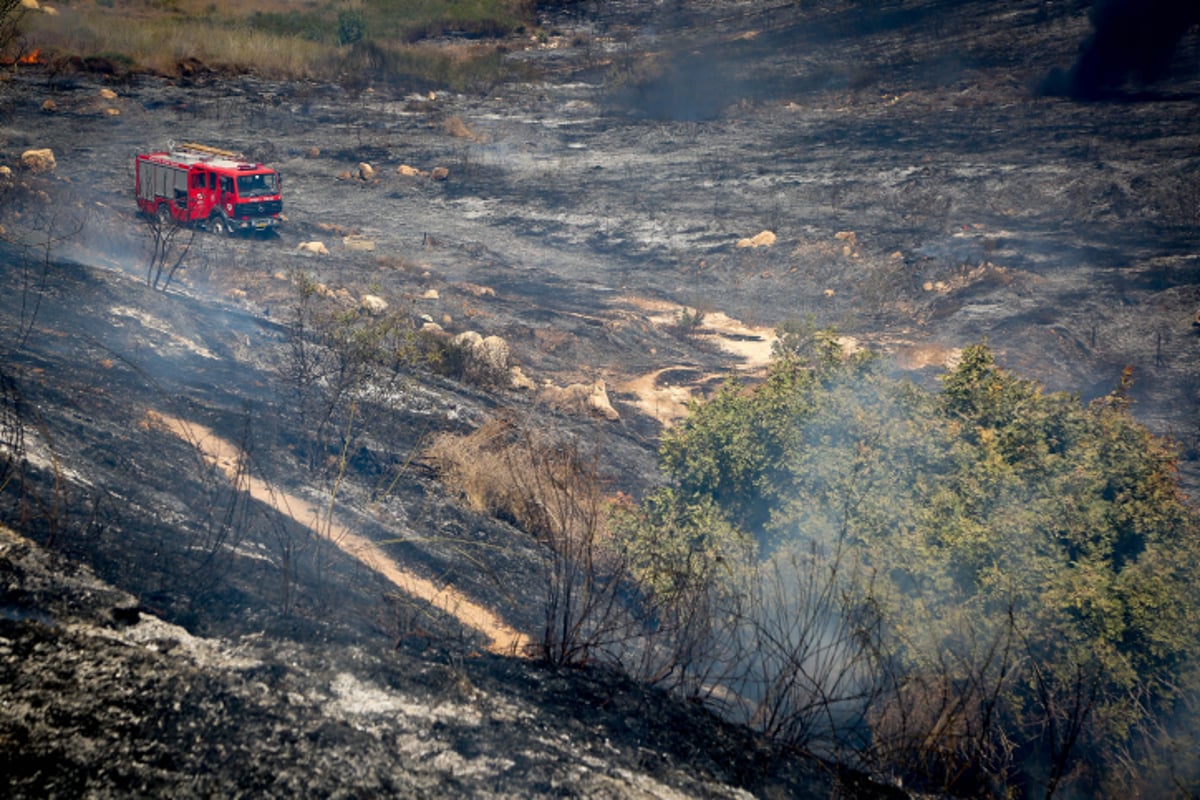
[357,162,376,181]
[298,241,329,256]
[360,294,388,315]
[397,164,424,177]
[21,148,56,173]
[478,335,511,376]
[537,380,620,421]
[735,230,776,248]
[451,331,527,388]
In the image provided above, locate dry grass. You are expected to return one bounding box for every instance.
[22,0,534,84]
[27,9,329,77]
[423,417,607,545]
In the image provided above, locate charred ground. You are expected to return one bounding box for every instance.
[1,0,1199,796]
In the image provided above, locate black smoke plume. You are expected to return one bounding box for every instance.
[1041,0,1200,99]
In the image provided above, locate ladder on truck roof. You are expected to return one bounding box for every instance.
[168,141,248,164]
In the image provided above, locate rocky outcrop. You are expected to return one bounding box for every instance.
[537,380,620,421]
[442,331,533,391]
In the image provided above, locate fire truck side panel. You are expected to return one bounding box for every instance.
[135,146,283,232]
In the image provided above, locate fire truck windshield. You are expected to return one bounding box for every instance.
[236,173,278,198]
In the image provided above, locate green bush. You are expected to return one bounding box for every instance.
[632,333,1200,797]
[336,9,367,46]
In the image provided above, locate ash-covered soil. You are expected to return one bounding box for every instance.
[0,0,1198,796]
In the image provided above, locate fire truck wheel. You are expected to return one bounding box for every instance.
[210,215,234,236]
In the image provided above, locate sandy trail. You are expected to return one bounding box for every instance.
[145,411,530,656]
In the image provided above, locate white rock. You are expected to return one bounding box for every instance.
[360,294,388,315]
[20,148,56,173]
[298,241,329,256]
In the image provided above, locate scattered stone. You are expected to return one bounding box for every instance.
[41,99,56,112]
[99,88,118,100]
[315,221,351,236]
[443,116,478,141]
[21,148,56,173]
[306,146,320,158]
[823,288,835,297]
[20,0,38,9]
[397,164,424,177]
[735,230,776,248]
[343,235,376,252]
[357,162,376,181]
[105,108,120,117]
[298,241,329,256]
[360,294,388,315]
[421,289,439,300]
[458,283,495,298]
[431,166,449,181]
[834,230,857,245]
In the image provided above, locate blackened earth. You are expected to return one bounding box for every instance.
[0,0,1198,796]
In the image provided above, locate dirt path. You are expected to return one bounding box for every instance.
[145,411,531,656]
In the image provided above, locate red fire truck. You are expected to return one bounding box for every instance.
[135,142,283,235]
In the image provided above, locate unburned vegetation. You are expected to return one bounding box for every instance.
[12,0,537,85]
[426,321,1200,797]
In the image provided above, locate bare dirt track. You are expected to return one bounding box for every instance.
[1,0,1199,796]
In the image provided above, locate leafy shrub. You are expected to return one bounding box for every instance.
[633,332,1200,797]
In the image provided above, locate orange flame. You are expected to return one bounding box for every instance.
[1,49,41,66]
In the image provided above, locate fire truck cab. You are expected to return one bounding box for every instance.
[135,142,282,235]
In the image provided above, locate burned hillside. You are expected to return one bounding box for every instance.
[1,0,1199,796]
